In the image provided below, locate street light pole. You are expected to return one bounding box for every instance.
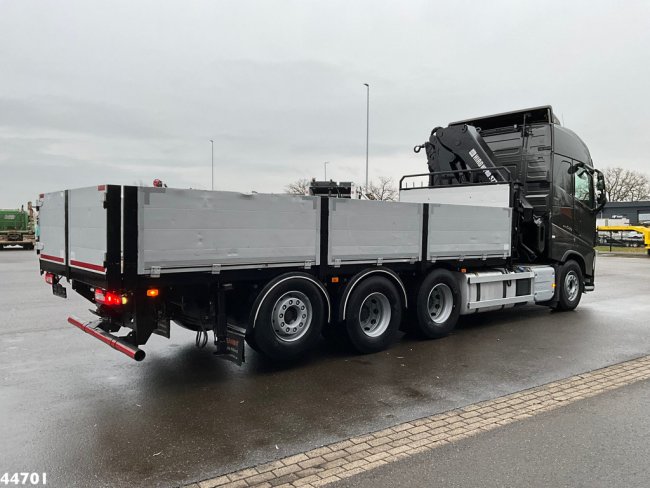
[324,161,329,180]
[363,83,370,193]
[210,139,214,190]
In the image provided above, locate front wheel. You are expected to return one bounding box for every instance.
[344,276,402,354]
[555,260,583,311]
[248,276,325,360]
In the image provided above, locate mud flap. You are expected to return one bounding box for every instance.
[214,324,246,366]
[52,282,67,298]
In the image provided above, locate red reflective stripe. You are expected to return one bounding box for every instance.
[68,316,85,329]
[67,316,138,360]
[70,259,105,272]
[111,340,138,358]
[41,254,64,263]
[97,185,106,191]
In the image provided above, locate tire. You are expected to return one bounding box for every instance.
[415,268,460,339]
[344,276,402,354]
[556,260,583,311]
[248,276,325,361]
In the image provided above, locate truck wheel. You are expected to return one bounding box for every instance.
[344,276,401,354]
[249,277,325,361]
[556,260,583,311]
[415,269,460,339]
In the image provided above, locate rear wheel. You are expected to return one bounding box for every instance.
[248,276,325,360]
[415,269,460,339]
[344,276,401,354]
[556,260,583,311]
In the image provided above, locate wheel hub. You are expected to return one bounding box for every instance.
[427,283,453,325]
[271,291,312,342]
[358,292,391,338]
[565,271,579,301]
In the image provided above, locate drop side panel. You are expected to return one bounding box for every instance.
[428,204,512,260]
[137,189,321,275]
[68,186,109,274]
[38,191,66,265]
[328,198,422,264]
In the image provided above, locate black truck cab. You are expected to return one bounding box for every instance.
[422,106,606,286]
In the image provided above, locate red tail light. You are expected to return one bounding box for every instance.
[44,272,55,285]
[95,289,123,306]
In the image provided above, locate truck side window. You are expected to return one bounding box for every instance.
[553,158,573,206]
[574,167,594,208]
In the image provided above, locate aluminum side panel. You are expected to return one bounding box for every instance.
[328,199,422,264]
[400,183,510,207]
[68,186,108,273]
[38,191,66,264]
[428,204,511,260]
[137,189,320,274]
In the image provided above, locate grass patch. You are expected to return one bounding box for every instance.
[596,246,647,254]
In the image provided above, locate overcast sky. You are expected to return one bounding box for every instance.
[1,0,649,207]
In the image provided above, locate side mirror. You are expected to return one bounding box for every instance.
[593,170,607,213]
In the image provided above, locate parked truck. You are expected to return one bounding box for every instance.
[37,106,606,364]
[0,203,35,250]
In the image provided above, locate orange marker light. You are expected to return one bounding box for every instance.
[147,288,159,297]
[331,277,339,283]
[460,268,467,273]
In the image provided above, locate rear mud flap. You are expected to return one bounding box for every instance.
[214,324,246,366]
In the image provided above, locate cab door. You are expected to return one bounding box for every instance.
[573,164,596,247]
[551,156,575,259]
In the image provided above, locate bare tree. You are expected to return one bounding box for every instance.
[604,167,650,202]
[285,178,311,195]
[365,176,398,201]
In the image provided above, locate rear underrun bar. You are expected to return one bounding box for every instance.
[67,316,145,361]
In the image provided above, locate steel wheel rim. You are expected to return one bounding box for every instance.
[271,291,312,342]
[427,283,453,325]
[565,271,579,302]
[358,292,391,337]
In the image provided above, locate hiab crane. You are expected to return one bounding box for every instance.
[36,106,606,365]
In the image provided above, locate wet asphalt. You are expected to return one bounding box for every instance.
[1,251,649,488]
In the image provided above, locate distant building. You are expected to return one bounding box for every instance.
[599,201,650,225]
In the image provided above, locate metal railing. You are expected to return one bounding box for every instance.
[399,167,512,191]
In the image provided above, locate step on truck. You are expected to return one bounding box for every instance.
[37,106,607,364]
